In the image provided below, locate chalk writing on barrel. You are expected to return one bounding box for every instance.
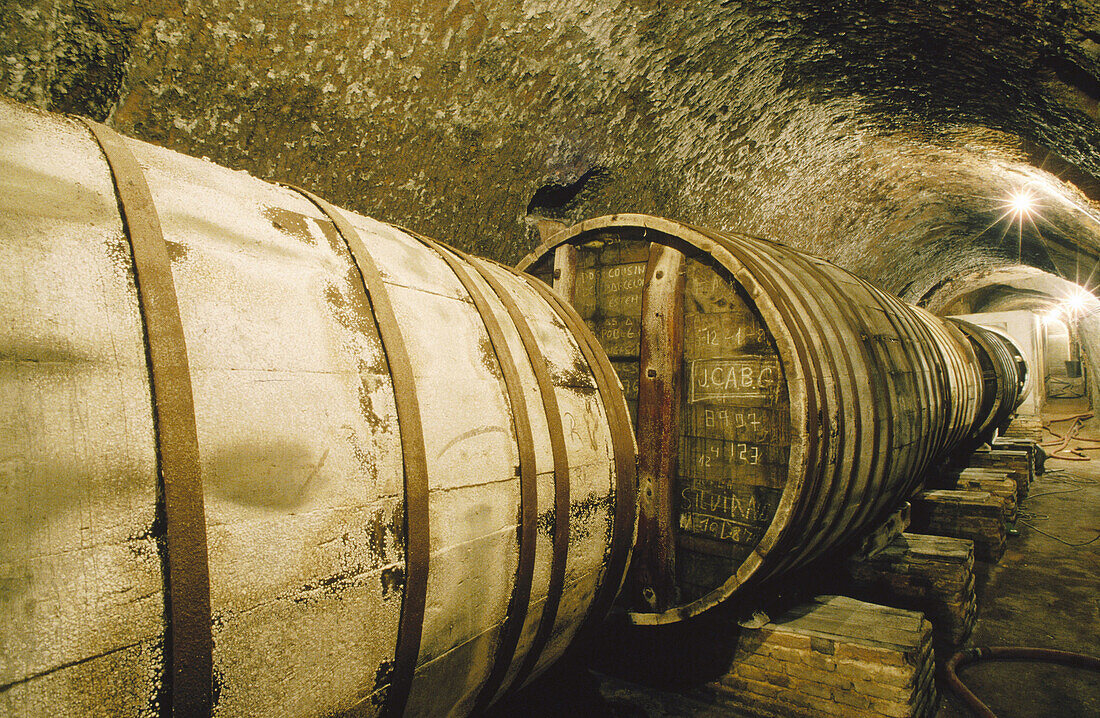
[688,358,780,403]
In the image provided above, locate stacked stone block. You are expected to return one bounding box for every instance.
[964,448,1032,499]
[951,469,1018,523]
[1000,413,1043,444]
[846,533,976,645]
[991,436,1043,475]
[708,596,937,718]
[852,502,911,558]
[910,490,1006,562]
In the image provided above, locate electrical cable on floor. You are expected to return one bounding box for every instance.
[945,448,1100,716]
[1045,413,1094,424]
[1045,377,1087,399]
[1016,523,1095,545]
[1047,390,1087,399]
[1045,434,1100,447]
[1015,507,1047,516]
[1023,487,1083,500]
[945,647,1100,718]
[1039,469,1098,485]
[1015,472,1100,546]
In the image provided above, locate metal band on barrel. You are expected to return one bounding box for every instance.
[80,119,213,718]
[399,232,539,714]
[286,188,429,718]
[693,228,826,575]
[462,255,572,693]
[752,247,869,564]
[518,271,637,630]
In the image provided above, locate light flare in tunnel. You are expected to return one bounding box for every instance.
[1041,285,1100,324]
[979,181,1090,284]
[1008,188,1037,218]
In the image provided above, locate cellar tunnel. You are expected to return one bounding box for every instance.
[4,0,1100,299]
[2,1,1100,717]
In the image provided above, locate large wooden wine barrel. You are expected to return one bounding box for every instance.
[946,318,1027,442]
[911,307,983,453]
[0,100,635,717]
[519,215,986,624]
[985,324,1031,410]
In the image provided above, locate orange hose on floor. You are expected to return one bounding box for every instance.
[945,647,1100,718]
[1041,415,1094,461]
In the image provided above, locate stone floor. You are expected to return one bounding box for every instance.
[489,401,1100,718]
[934,402,1100,718]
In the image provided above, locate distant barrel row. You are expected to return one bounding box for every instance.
[520,215,1026,625]
[0,97,1026,718]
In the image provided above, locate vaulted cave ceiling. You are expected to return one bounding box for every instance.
[3,0,1100,304]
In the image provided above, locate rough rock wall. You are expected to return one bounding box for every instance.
[3,0,1100,294]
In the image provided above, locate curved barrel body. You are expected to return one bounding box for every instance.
[0,100,635,717]
[988,326,1031,410]
[519,215,989,624]
[946,318,1026,443]
[911,307,983,452]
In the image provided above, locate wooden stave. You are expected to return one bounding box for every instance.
[912,308,983,455]
[526,218,815,623]
[523,217,914,619]
[768,251,939,574]
[707,234,947,578]
[702,233,871,581]
[947,318,1023,441]
[674,228,818,615]
[986,327,1029,410]
[685,226,947,579]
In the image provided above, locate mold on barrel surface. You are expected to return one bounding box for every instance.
[520,214,987,625]
[0,99,634,718]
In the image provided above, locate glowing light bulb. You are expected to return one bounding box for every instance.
[1008,189,1036,217]
[1064,289,1089,315]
